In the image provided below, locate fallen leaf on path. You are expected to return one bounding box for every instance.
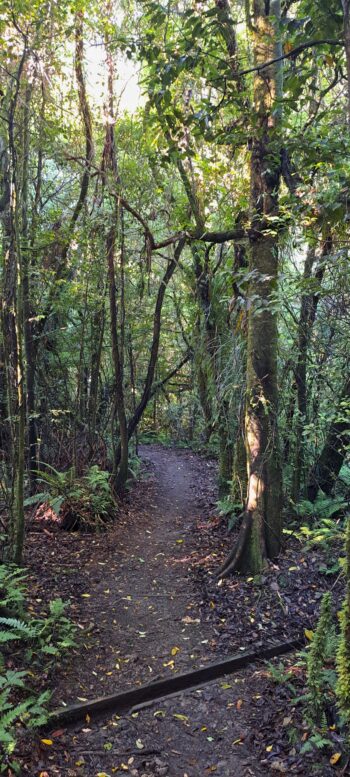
[330,753,341,765]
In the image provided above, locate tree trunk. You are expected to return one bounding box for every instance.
[218,0,283,577]
[88,298,105,449]
[307,377,350,501]
[243,0,283,571]
[342,1,350,126]
[7,47,28,563]
[291,234,331,500]
[231,409,247,507]
[107,223,129,493]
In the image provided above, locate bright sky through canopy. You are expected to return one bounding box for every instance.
[86,39,142,115]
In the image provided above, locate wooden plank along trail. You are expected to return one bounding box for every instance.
[49,636,303,728]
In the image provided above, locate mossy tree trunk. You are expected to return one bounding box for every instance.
[336,514,350,721]
[218,0,283,577]
[243,0,283,572]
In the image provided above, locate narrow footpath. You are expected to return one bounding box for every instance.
[24,445,263,776]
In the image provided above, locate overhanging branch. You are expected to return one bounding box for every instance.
[233,38,344,79]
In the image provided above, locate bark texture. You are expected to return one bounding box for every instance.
[219,0,283,577]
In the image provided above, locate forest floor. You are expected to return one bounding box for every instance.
[18,445,345,777]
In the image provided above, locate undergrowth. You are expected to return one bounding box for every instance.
[285,493,348,575]
[0,564,75,773]
[25,463,117,531]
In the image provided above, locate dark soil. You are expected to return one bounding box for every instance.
[17,444,346,776]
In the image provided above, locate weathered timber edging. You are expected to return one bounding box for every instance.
[49,636,303,728]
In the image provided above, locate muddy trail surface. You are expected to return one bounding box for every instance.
[23,445,263,776]
[22,445,342,776]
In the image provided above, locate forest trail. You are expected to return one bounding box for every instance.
[27,445,263,776]
[53,444,218,703]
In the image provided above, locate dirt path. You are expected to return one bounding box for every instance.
[24,445,263,776]
[53,445,219,703]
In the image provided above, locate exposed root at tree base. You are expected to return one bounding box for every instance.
[216,510,253,578]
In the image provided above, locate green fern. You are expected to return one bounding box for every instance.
[0,563,74,767]
[0,565,28,614]
[30,463,116,530]
[0,671,27,690]
[0,616,38,642]
[0,699,33,732]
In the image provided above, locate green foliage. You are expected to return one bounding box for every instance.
[216,495,242,532]
[0,566,75,769]
[267,596,339,759]
[294,495,347,522]
[336,518,350,723]
[28,464,117,530]
[0,565,27,615]
[28,598,76,659]
[306,592,337,726]
[300,731,334,754]
[266,661,297,695]
[293,510,346,575]
[291,496,347,575]
[127,454,142,484]
[0,680,50,765]
[297,516,346,547]
[0,616,38,644]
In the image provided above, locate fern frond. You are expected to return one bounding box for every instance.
[0,616,37,639]
[0,699,32,730]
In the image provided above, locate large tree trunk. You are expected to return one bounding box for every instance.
[243,0,283,571]
[218,0,283,577]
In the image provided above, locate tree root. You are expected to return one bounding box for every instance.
[216,511,252,579]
